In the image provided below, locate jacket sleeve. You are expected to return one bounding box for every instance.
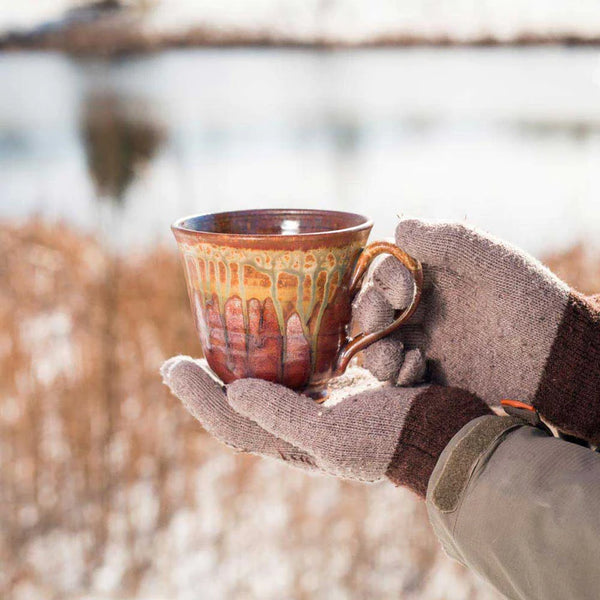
[426,415,600,600]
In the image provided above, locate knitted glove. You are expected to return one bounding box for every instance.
[161,356,491,498]
[356,219,600,443]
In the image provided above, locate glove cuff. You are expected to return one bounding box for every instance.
[386,386,492,498]
[534,292,600,445]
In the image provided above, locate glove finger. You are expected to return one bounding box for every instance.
[395,218,490,272]
[362,336,405,381]
[371,255,415,310]
[227,378,343,455]
[395,348,427,386]
[161,356,318,470]
[353,279,425,337]
[396,324,426,349]
[352,285,395,333]
[395,219,568,295]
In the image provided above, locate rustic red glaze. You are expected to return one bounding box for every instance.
[172,209,422,398]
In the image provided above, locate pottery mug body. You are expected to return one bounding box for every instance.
[172,209,422,398]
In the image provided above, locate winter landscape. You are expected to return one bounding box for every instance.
[3,2,600,599]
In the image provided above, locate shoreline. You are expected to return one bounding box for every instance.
[3,16,600,57]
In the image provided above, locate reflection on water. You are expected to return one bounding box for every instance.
[81,91,165,205]
[2,48,600,253]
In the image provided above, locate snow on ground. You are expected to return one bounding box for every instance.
[3,0,600,42]
[143,0,600,43]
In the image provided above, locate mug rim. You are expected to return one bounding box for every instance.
[171,208,373,241]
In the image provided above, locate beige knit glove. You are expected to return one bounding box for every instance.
[161,356,491,498]
[356,219,600,443]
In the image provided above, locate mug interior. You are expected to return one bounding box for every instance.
[174,209,371,237]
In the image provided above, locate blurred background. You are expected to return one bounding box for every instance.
[2,2,600,599]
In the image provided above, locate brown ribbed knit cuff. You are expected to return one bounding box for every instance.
[534,292,600,444]
[385,386,493,498]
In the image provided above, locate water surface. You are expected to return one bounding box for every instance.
[2,47,600,253]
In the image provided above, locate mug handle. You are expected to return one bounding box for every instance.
[334,241,423,376]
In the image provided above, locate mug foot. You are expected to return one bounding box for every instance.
[302,386,329,403]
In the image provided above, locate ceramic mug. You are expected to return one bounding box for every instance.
[172,209,422,398]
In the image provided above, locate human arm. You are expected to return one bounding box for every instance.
[427,415,600,600]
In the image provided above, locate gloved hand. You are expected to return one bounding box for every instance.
[161,356,491,498]
[358,219,600,443]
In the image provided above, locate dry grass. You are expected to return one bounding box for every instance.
[545,244,600,295]
[1,219,596,599]
[0,220,203,596]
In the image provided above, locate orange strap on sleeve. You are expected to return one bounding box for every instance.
[500,399,536,413]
